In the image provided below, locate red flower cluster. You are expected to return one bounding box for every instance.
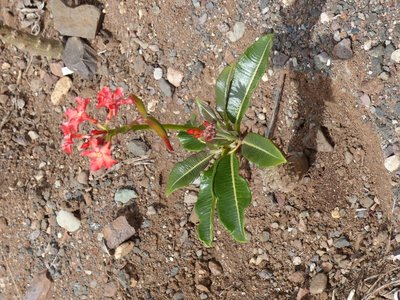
[97,87,133,120]
[187,121,216,141]
[61,87,133,171]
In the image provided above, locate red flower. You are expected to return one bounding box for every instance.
[81,138,117,171]
[187,128,203,139]
[65,97,97,131]
[96,87,133,120]
[186,121,216,141]
[61,123,75,154]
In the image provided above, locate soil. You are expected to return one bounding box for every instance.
[1,0,400,300]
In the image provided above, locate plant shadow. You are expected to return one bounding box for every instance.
[273,0,335,167]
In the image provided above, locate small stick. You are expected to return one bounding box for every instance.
[266,72,286,138]
[0,248,23,300]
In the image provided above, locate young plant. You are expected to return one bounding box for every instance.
[61,34,286,246]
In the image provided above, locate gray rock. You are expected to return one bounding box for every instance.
[360,197,374,209]
[309,273,328,294]
[114,189,137,205]
[159,78,173,97]
[127,140,149,156]
[333,38,353,60]
[272,52,289,67]
[76,171,88,185]
[360,94,371,107]
[173,292,184,300]
[369,45,384,58]
[56,210,81,232]
[314,52,330,70]
[62,37,97,79]
[49,0,101,39]
[227,22,246,42]
[390,49,400,63]
[334,236,351,248]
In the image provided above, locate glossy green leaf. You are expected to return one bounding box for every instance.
[166,151,214,196]
[195,164,217,247]
[227,34,274,131]
[177,131,206,152]
[241,133,286,167]
[215,64,236,123]
[196,99,218,122]
[214,153,251,243]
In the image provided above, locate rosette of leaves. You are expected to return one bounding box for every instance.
[166,34,286,246]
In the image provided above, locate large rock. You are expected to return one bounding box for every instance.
[49,0,101,39]
[103,216,136,249]
[62,37,97,79]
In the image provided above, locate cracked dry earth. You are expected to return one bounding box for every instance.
[1,0,400,299]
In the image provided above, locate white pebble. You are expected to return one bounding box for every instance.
[384,155,400,172]
[154,67,163,80]
[56,210,81,232]
[390,49,400,63]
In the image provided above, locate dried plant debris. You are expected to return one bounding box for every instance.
[16,0,45,35]
[0,23,64,59]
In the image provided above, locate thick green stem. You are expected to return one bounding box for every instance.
[108,123,198,136]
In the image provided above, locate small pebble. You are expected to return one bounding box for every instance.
[227,22,246,42]
[334,236,350,248]
[146,206,157,216]
[154,67,163,80]
[76,171,88,185]
[309,273,328,294]
[56,210,81,232]
[390,49,400,63]
[114,241,134,259]
[167,67,184,87]
[293,256,302,265]
[384,155,400,172]
[51,77,72,105]
[333,38,353,60]
[114,189,137,205]
[360,94,371,108]
[208,261,223,276]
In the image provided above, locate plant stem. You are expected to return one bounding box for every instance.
[108,123,198,136]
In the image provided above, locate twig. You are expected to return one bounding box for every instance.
[0,248,23,300]
[266,72,286,138]
[363,280,400,300]
[362,267,400,300]
[93,156,154,180]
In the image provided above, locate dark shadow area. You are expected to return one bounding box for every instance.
[273,0,335,166]
[117,201,143,232]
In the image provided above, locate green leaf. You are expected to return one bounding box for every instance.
[227,34,274,131]
[166,151,214,196]
[214,153,251,242]
[215,64,236,123]
[177,131,206,152]
[195,164,218,247]
[241,133,286,167]
[196,99,218,122]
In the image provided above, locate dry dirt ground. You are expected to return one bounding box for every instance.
[1,0,400,299]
